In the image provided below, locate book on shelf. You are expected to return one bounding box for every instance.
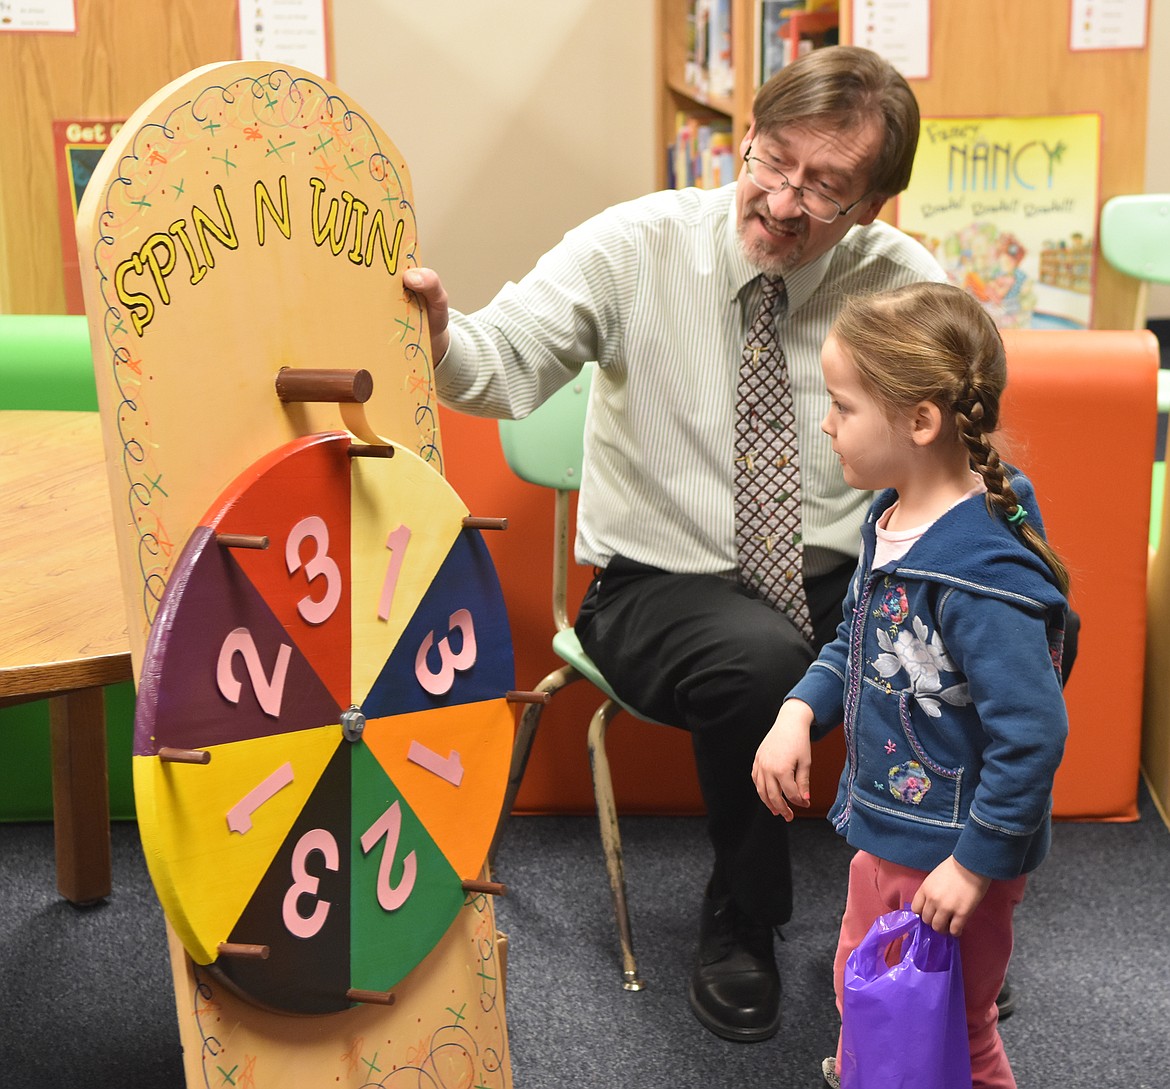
[757,0,839,86]
[667,112,738,190]
[685,0,735,100]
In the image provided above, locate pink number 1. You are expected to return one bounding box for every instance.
[378,524,411,621]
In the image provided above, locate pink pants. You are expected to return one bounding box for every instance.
[833,850,1028,1089]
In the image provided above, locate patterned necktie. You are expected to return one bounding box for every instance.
[733,275,813,641]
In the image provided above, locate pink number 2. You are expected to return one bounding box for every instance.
[360,800,417,911]
[217,627,292,718]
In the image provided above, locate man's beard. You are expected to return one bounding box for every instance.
[737,202,807,275]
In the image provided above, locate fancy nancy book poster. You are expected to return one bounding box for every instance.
[898,114,1100,330]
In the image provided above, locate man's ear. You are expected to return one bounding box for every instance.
[739,120,756,160]
[854,193,890,227]
[910,400,943,446]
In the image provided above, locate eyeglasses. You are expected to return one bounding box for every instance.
[743,144,869,224]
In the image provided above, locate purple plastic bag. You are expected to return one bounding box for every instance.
[840,908,972,1089]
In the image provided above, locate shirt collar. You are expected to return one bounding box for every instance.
[720,194,848,315]
[722,194,759,299]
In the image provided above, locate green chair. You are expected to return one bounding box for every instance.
[1100,195,1170,286]
[0,314,137,822]
[490,362,659,991]
[1100,194,1170,406]
[1099,194,1170,549]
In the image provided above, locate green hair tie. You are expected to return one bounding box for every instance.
[1007,506,1029,526]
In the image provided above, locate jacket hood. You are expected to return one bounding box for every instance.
[865,470,1068,617]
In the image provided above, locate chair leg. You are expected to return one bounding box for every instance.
[587,698,646,992]
[487,663,582,867]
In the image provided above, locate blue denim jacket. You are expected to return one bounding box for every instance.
[789,471,1068,880]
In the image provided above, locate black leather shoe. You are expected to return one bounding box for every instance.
[688,891,781,1042]
[996,975,1016,1020]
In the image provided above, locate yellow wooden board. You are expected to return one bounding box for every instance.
[76,60,511,1086]
[165,896,510,1088]
[76,61,442,671]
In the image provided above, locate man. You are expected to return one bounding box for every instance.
[405,45,945,1042]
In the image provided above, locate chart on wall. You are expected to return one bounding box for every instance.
[897,113,1101,330]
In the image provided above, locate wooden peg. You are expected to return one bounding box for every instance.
[348,444,395,458]
[462,516,508,531]
[346,988,396,1006]
[275,367,374,404]
[158,747,211,765]
[462,879,508,897]
[507,690,552,705]
[217,942,270,960]
[216,533,270,550]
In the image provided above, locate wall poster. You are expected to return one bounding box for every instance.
[53,118,122,313]
[897,113,1101,330]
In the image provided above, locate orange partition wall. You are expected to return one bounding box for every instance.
[439,407,708,817]
[999,330,1157,821]
[440,329,1157,822]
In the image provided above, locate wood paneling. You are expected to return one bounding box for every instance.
[0,2,239,314]
[843,1,1150,330]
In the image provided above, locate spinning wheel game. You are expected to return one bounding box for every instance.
[75,62,516,1085]
[135,432,514,1014]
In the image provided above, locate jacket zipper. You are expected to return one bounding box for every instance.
[834,572,875,832]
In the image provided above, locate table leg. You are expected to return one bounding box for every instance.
[49,687,112,904]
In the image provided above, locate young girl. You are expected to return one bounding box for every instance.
[752,282,1069,1089]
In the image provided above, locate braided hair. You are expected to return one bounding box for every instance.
[832,282,1069,595]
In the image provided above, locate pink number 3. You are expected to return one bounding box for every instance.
[279,803,417,939]
[414,609,477,695]
[286,515,342,625]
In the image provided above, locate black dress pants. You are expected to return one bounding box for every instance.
[575,553,1082,932]
[574,555,855,927]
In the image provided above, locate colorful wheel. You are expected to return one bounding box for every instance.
[133,432,514,1014]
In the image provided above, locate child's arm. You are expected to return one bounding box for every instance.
[911,855,992,936]
[752,698,815,821]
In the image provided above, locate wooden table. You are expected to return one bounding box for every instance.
[0,410,132,903]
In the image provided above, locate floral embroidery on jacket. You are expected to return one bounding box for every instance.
[872,605,971,718]
[889,760,932,804]
[877,583,910,625]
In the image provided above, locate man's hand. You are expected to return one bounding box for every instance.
[912,855,992,936]
[403,268,451,365]
[752,699,815,821]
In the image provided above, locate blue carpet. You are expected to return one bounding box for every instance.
[1,784,1166,1088]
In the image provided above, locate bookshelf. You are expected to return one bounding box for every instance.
[656,0,838,189]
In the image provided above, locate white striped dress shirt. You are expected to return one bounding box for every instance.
[436,184,945,578]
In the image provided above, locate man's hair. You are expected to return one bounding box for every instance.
[752,45,920,198]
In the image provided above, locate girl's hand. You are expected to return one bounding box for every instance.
[752,700,815,821]
[912,856,992,936]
